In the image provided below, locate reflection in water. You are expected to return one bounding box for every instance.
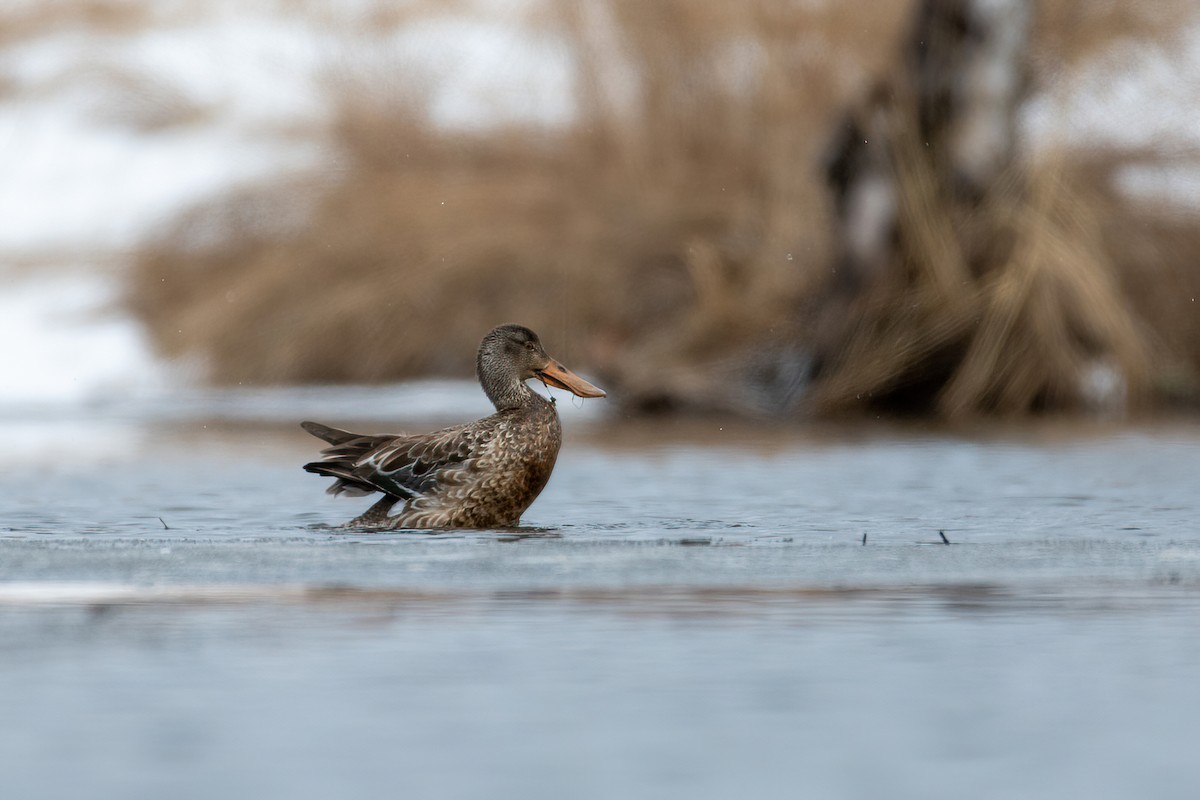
[2,579,1197,623]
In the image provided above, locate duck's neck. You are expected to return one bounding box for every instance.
[487,378,537,412]
[478,359,535,412]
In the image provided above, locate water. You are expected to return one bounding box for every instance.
[2,398,1200,800]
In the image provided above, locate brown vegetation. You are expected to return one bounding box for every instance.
[123,0,1200,417]
[130,1,912,387]
[804,0,1162,419]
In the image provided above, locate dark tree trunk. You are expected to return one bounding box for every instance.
[809,0,1145,418]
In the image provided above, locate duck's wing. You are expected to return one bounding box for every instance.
[358,421,496,500]
[302,419,497,500]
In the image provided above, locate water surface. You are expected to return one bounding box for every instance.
[2,397,1199,799]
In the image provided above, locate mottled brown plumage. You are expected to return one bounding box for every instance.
[302,324,605,529]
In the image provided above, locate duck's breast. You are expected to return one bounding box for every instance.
[475,401,562,522]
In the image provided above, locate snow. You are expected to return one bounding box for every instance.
[0,269,164,406]
[0,19,328,252]
[1023,23,1200,156]
[382,16,575,130]
[0,102,319,252]
[1115,162,1200,214]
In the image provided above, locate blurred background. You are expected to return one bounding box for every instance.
[7,6,1200,800]
[3,0,1200,420]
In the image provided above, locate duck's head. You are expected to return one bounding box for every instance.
[477,324,606,409]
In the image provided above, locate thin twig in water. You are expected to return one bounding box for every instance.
[939,530,950,544]
[157,517,170,530]
[862,532,867,545]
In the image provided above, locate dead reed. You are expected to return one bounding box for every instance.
[806,88,1153,418]
[122,0,1200,416]
[130,1,912,388]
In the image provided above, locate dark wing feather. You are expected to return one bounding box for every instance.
[360,421,493,498]
[302,432,396,497]
[302,418,498,500]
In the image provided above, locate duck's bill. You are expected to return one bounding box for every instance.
[536,360,607,398]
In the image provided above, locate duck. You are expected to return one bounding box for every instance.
[302,324,606,529]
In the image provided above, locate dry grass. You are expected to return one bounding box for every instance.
[806,86,1154,418]
[939,164,1149,416]
[131,0,913,387]
[122,0,1200,416]
[1071,149,1200,403]
[776,0,1200,418]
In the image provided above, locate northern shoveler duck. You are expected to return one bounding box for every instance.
[302,324,605,529]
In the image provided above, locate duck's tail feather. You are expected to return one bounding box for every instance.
[302,421,414,500]
[301,421,358,445]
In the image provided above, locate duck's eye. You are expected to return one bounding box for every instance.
[524,341,536,351]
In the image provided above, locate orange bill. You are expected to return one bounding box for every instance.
[536,360,607,398]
